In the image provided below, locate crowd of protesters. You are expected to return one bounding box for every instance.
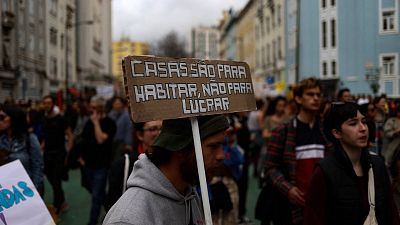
[2,77,400,225]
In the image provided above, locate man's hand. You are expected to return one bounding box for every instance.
[288,186,305,206]
[90,110,100,124]
[78,157,85,167]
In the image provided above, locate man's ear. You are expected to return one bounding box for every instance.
[294,95,302,105]
[332,129,342,139]
[136,131,144,142]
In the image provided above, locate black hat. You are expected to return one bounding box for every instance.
[152,115,229,151]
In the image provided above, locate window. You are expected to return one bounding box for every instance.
[50,0,57,16]
[256,49,260,68]
[50,57,57,78]
[60,59,64,79]
[266,17,270,33]
[38,0,44,18]
[277,5,281,26]
[382,10,395,32]
[18,30,25,49]
[50,27,57,45]
[272,13,275,29]
[260,20,265,36]
[278,36,282,59]
[60,34,64,49]
[2,0,13,12]
[267,44,270,65]
[382,56,395,75]
[261,46,265,69]
[28,33,35,53]
[322,61,327,76]
[321,0,326,8]
[331,19,336,47]
[28,0,34,15]
[30,73,36,88]
[38,39,44,56]
[322,21,327,48]
[256,24,260,40]
[272,40,276,61]
[331,60,336,75]
[331,0,335,7]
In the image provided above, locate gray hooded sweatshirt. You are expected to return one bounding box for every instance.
[103,154,205,225]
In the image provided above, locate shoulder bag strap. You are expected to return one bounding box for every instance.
[363,166,378,225]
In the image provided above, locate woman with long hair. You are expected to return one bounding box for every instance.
[0,105,44,193]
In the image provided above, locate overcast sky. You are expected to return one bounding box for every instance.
[112,0,248,44]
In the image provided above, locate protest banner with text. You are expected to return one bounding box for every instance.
[123,56,256,122]
[0,160,55,225]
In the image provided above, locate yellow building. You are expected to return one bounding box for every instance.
[112,40,150,80]
[236,0,258,95]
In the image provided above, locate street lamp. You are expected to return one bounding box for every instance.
[364,62,381,96]
[65,19,94,103]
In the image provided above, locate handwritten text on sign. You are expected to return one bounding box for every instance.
[123,56,256,122]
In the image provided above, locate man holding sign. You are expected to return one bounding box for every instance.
[103,115,229,225]
[103,55,255,225]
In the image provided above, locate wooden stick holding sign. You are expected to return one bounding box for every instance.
[122,56,256,225]
[190,117,212,224]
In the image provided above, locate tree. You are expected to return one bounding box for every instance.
[156,30,188,58]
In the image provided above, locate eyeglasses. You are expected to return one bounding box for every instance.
[143,126,161,132]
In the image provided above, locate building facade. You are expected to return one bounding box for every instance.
[111,39,149,95]
[76,0,112,93]
[18,0,47,100]
[190,26,220,60]
[1,0,55,101]
[0,0,17,102]
[236,0,258,96]
[291,0,400,97]
[256,0,286,96]
[218,9,237,61]
[45,0,77,96]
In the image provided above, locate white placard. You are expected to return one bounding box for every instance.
[96,85,115,100]
[0,160,55,225]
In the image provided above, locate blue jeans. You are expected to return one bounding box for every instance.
[82,167,108,225]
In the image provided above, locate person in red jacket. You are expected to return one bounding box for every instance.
[304,101,400,225]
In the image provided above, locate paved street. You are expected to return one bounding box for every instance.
[44,166,262,225]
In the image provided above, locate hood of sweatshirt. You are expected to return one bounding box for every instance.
[126,153,204,224]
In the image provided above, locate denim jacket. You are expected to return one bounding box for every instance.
[0,133,44,190]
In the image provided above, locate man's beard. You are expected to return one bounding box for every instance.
[45,107,53,115]
[180,155,199,186]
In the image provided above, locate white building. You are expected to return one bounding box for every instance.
[190,26,220,60]
[76,0,112,92]
[255,0,286,96]
[45,0,77,96]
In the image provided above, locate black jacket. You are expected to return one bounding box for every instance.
[104,152,137,211]
[319,146,390,225]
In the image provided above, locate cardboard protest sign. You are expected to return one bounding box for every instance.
[122,56,257,122]
[0,160,55,225]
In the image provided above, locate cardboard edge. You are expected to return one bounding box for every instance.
[122,57,135,124]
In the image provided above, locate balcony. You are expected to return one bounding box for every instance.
[2,11,15,33]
